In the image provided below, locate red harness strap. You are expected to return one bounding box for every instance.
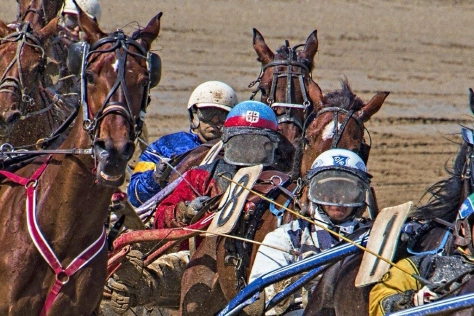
[0,156,106,315]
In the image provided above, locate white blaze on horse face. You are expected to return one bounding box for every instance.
[322,121,341,141]
[112,58,119,72]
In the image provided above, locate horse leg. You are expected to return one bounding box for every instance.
[180,236,227,316]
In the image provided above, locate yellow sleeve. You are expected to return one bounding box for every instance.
[133,161,156,173]
[368,258,421,316]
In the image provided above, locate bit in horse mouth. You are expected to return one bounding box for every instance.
[100,171,122,182]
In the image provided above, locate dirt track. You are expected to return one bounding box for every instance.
[2,0,474,209]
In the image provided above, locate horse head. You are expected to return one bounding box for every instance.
[301,78,388,177]
[251,28,323,145]
[251,29,323,176]
[16,0,63,29]
[73,9,162,186]
[0,17,58,141]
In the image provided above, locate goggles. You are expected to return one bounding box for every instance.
[197,108,227,124]
[63,14,79,30]
[308,169,369,207]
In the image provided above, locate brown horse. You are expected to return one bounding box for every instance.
[0,9,161,315]
[179,80,388,315]
[16,0,63,29]
[0,14,72,147]
[250,28,322,176]
[167,28,323,185]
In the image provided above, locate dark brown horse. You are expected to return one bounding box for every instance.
[179,80,388,315]
[0,9,161,315]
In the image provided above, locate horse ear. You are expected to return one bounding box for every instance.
[357,91,389,122]
[35,17,59,43]
[135,12,162,51]
[0,20,11,38]
[253,28,274,65]
[76,1,106,44]
[299,30,318,66]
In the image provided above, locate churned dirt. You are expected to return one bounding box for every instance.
[2,0,474,210]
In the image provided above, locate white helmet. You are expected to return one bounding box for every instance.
[63,0,102,22]
[187,81,238,112]
[310,148,367,172]
[306,149,371,208]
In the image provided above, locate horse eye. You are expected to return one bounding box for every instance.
[85,72,95,84]
[141,78,149,88]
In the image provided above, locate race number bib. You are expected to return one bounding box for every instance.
[207,164,263,235]
[355,201,412,287]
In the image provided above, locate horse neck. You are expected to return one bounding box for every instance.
[43,116,113,243]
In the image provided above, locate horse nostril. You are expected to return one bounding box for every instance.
[122,141,136,160]
[5,110,21,123]
[94,139,109,159]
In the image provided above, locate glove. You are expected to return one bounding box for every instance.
[106,250,146,314]
[413,285,438,306]
[184,196,211,219]
[107,278,136,314]
[153,158,171,183]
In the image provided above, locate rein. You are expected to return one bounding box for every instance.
[0,156,106,315]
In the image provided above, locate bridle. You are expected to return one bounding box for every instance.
[314,106,371,164]
[76,30,153,142]
[0,22,48,119]
[249,41,312,132]
[16,0,48,26]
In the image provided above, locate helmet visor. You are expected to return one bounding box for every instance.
[308,170,369,207]
[224,134,276,166]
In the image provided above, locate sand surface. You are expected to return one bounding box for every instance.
[2,0,474,209]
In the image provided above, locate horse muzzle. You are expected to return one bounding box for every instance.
[93,139,135,186]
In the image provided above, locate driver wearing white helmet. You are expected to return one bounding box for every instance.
[248,148,375,315]
[127,81,238,207]
[60,0,101,39]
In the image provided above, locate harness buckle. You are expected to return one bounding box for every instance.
[56,271,70,285]
[270,175,283,186]
[25,179,38,188]
[83,119,95,133]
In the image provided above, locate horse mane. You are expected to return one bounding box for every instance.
[321,78,364,111]
[412,141,468,222]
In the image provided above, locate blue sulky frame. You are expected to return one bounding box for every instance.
[387,292,474,315]
[216,234,369,316]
